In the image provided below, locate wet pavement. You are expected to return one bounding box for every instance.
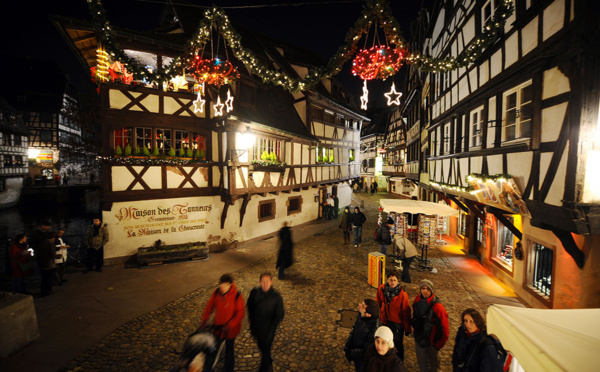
[0,191,524,371]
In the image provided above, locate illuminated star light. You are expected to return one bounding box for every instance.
[360,80,369,110]
[225,88,234,113]
[213,95,225,116]
[384,82,403,106]
[193,91,205,113]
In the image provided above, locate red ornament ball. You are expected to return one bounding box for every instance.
[351,46,404,80]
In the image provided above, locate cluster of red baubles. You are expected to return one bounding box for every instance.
[351,46,404,80]
[189,56,240,86]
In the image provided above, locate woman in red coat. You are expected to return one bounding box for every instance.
[376,270,412,361]
[10,233,33,294]
[201,273,245,372]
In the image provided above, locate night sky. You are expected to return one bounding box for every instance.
[1,0,428,108]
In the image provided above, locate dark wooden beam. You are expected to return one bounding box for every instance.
[446,194,468,213]
[221,202,229,230]
[487,207,522,241]
[433,190,453,207]
[552,228,585,269]
[239,194,250,227]
[463,199,486,221]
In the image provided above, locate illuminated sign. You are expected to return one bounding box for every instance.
[468,176,531,218]
[37,150,53,163]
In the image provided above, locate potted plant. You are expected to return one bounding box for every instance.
[178,147,185,157]
[114,145,123,157]
[152,147,160,157]
[137,239,209,266]
[168,147,176,158]
[185,147,194,159]
[194,148,205,161]
[124,144,132,157]
[142,147,151,157]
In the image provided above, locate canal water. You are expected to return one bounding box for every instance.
[0,190,100,275]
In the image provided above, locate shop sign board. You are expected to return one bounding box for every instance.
[468,176,531,218]
[37,150,53,163]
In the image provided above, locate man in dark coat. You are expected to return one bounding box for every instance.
[351,207,367,247]
[344,298,381,371]
[247,272,285,372]
[276,222,293,279]
[29,220,51,261]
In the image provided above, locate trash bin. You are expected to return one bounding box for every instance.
[368,252,385,288]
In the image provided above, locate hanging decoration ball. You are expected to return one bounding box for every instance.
[351,46,404,80]
[189,56,240,86]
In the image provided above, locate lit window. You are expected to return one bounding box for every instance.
[502,81,532,142]
[253,136,282,162]
[527,240,553,300]
[495,217,515,268]
[113,128,132,149]
[470,106,484,148]
[135,127,152,150]
[476,217,486,246]
[458,212,467,236]
[156,129,172,154]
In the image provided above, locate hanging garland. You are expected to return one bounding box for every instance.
[86,0,513,91]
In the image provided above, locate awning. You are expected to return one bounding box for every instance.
[389,177,406,182]
[379,199,459,217]
[487,304,600,372]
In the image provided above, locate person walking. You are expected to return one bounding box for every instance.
[376,270,412,361]
[351,207,367,247]
[276,222,294,279]
[360,326,408,372]
[373,180,378,194]
[327,195,335,220]
[9,233,33,294]
[344,299,381,371]
[247,272,284,372]
[38,231,58,297]
[201,273,245,372]
[452,308,504,372]
[84,217,109,273]
[394,235,418,283]
[377,217,394,255]
[333,194,340,218]
[54,227,70,285]
[411,279,449,372]
[339,206,353,245]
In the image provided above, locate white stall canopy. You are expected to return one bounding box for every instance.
[379,199,459,217]
[487,304,600,372]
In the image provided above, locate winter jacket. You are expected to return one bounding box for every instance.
[360,344,408,372]
[452,326,502,372]
[344,313,380,368]
[29,228,47,258]
[246,286,284,342]
[201,283,245,340]
[277,226,294,270]
[340,210,353,232]
[412,294,449,350]
[352,208,367,227]
[376,284,412,333]
[85,223,109,250]
[37,238,57,270]
[10,242,33,278]
[395,235,418,259]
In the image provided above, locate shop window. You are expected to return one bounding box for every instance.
[258,200,276,222]
[502,81,532,142]
[458,212,467,237]
[253,136,282,162]
[476,217,486,246]
[528,241,553,298]
[114,127,132,149]
[495,217,515,268]
[287,196,302,215]
[175,130,191,150]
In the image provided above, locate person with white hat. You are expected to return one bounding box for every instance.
[360,326,408,371]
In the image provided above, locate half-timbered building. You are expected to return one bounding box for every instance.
[0,97,29,208]
[53,4,365,264]
[410,0,600,308]
[360,113,386,192]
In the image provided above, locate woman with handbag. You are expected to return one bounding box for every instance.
[10,233,33,294]
[375,270,412,361]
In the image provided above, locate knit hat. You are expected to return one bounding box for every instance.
[420,279,434,293]
[364,299,380,319]
[374,326,394,349]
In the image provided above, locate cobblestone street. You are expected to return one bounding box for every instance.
[62,192,493,371]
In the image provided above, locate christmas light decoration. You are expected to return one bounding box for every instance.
[384,82,402,106]
[360,80,369,110]
[225,88,234,113]
[170,74,189,91]
[95,48,109,82]
[189,56,240,86]
[352,46,404,80]
[193,91,205,113]
[213,95,225,116]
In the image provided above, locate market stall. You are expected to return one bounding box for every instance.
[487,304,600,372]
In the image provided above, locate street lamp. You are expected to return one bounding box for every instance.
[231,127,255,162]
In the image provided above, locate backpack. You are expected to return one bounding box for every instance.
[460,334,507,371]
[373,226,382,242]
[411,298,441,348]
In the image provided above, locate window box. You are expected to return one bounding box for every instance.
[137,241,208,266]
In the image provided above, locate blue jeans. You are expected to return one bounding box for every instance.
[353,226,363,245]
[380,244,388,255]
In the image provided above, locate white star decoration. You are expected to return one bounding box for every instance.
[384,82,402,106]
[360,80,369,110]
[193,91,205,113]
[225,88,234,113]
[213,96,225,116]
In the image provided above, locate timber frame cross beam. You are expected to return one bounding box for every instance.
[487,207,523,241]
[551,228,585,269]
